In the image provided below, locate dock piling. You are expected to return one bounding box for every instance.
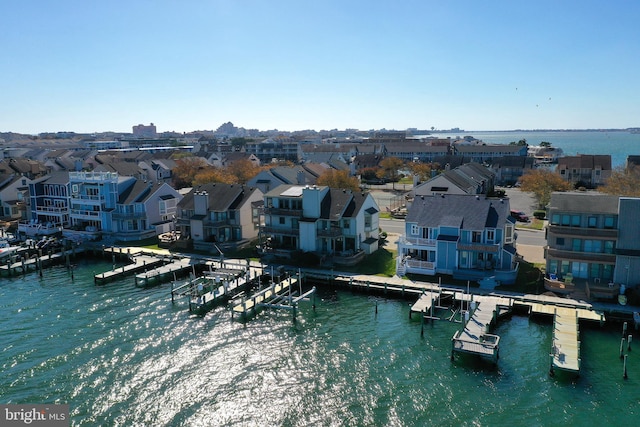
[620,337,626,359]
[628,335,632,351]
[623,354,628,379]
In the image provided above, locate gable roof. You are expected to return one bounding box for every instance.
[557,154,612,170]
[407,194,510,230]
[178,183,260,211]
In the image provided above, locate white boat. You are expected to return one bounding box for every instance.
[528,145,564,164]
[0,246,20,259]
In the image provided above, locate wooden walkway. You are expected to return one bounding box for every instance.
[550,307,580,375]
[451,296,510,363]
[134,257,196,286]
[410,291,441,320]
[0,247,84,276]
[94,254,164,284]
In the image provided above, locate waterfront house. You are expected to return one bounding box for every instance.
[20,172,69,236]
[260,184,380,265]
[544,192,640,298]
[111,180,182,242]
[0,174,31,222]
[176,183,263,253]
[556,155,612,188]
[67,171,131,240]
[397,194,518,284]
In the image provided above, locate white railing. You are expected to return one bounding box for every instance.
[398,235,437,247]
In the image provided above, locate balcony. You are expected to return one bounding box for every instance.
[547,224,618,238]
[70,209,101,219]
[317,227,343,238]
[398,235,437,247]
[546,247,616,264]
[34,205,67,214]
[70,194,104,203]
[261,226,299,236]
[112,211,147,219]
[457,242,500,253]
[263,207,303,217]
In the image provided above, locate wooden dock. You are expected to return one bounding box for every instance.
[170,269,253,313]
[410,291,441,320]
[550,307,580,376]
[231,276,315,321]
[94,254,164,284]
[134,257,197,287]
[451,296,511,363]
[1,247,84,277]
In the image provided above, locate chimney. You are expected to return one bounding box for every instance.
[194,190,209,215]
[297,170,305,185]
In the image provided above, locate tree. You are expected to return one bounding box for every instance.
[407,162,440,182]
[599,165,640,197]
[172,157,208,188]
[193,166,236,185]
[518,168,571,208]
[509,138,527,146]
[225,159,262,184]
[378,157,404,189]
[316,169,360,192]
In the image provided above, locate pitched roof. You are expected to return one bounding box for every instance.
[557,154,612,170]
[118,179,153,205]
[407,194,511,230]
[178,183,259,211]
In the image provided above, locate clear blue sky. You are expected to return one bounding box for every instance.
[2,0,639,134]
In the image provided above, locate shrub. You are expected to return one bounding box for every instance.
[533,210,546,220]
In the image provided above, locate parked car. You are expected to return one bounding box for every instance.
[510,210,530,222]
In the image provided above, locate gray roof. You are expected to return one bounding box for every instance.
[407,194,510,230]
[178,183,260,211]
[549,192,619,214]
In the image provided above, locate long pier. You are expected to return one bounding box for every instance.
[1,247,85,277]
[550,307,581,376]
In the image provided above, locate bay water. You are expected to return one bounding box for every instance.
[1,257,638,426]
[431,130,640,168]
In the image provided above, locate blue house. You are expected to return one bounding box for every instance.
[397,194,519,284]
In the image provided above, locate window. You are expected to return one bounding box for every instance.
[486,230,495,242]
[410,224,419,236]
[588,216,597,228]
[572,239,581,251]
[279,217,285,225]
[604,216,615,229]
[472,231,482,243]
[561,214,570,226]
[551,214,560,225]
[343,219,349,229]
[556,237,565,246]
[571,215,580,227]
[604,241,615,254]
